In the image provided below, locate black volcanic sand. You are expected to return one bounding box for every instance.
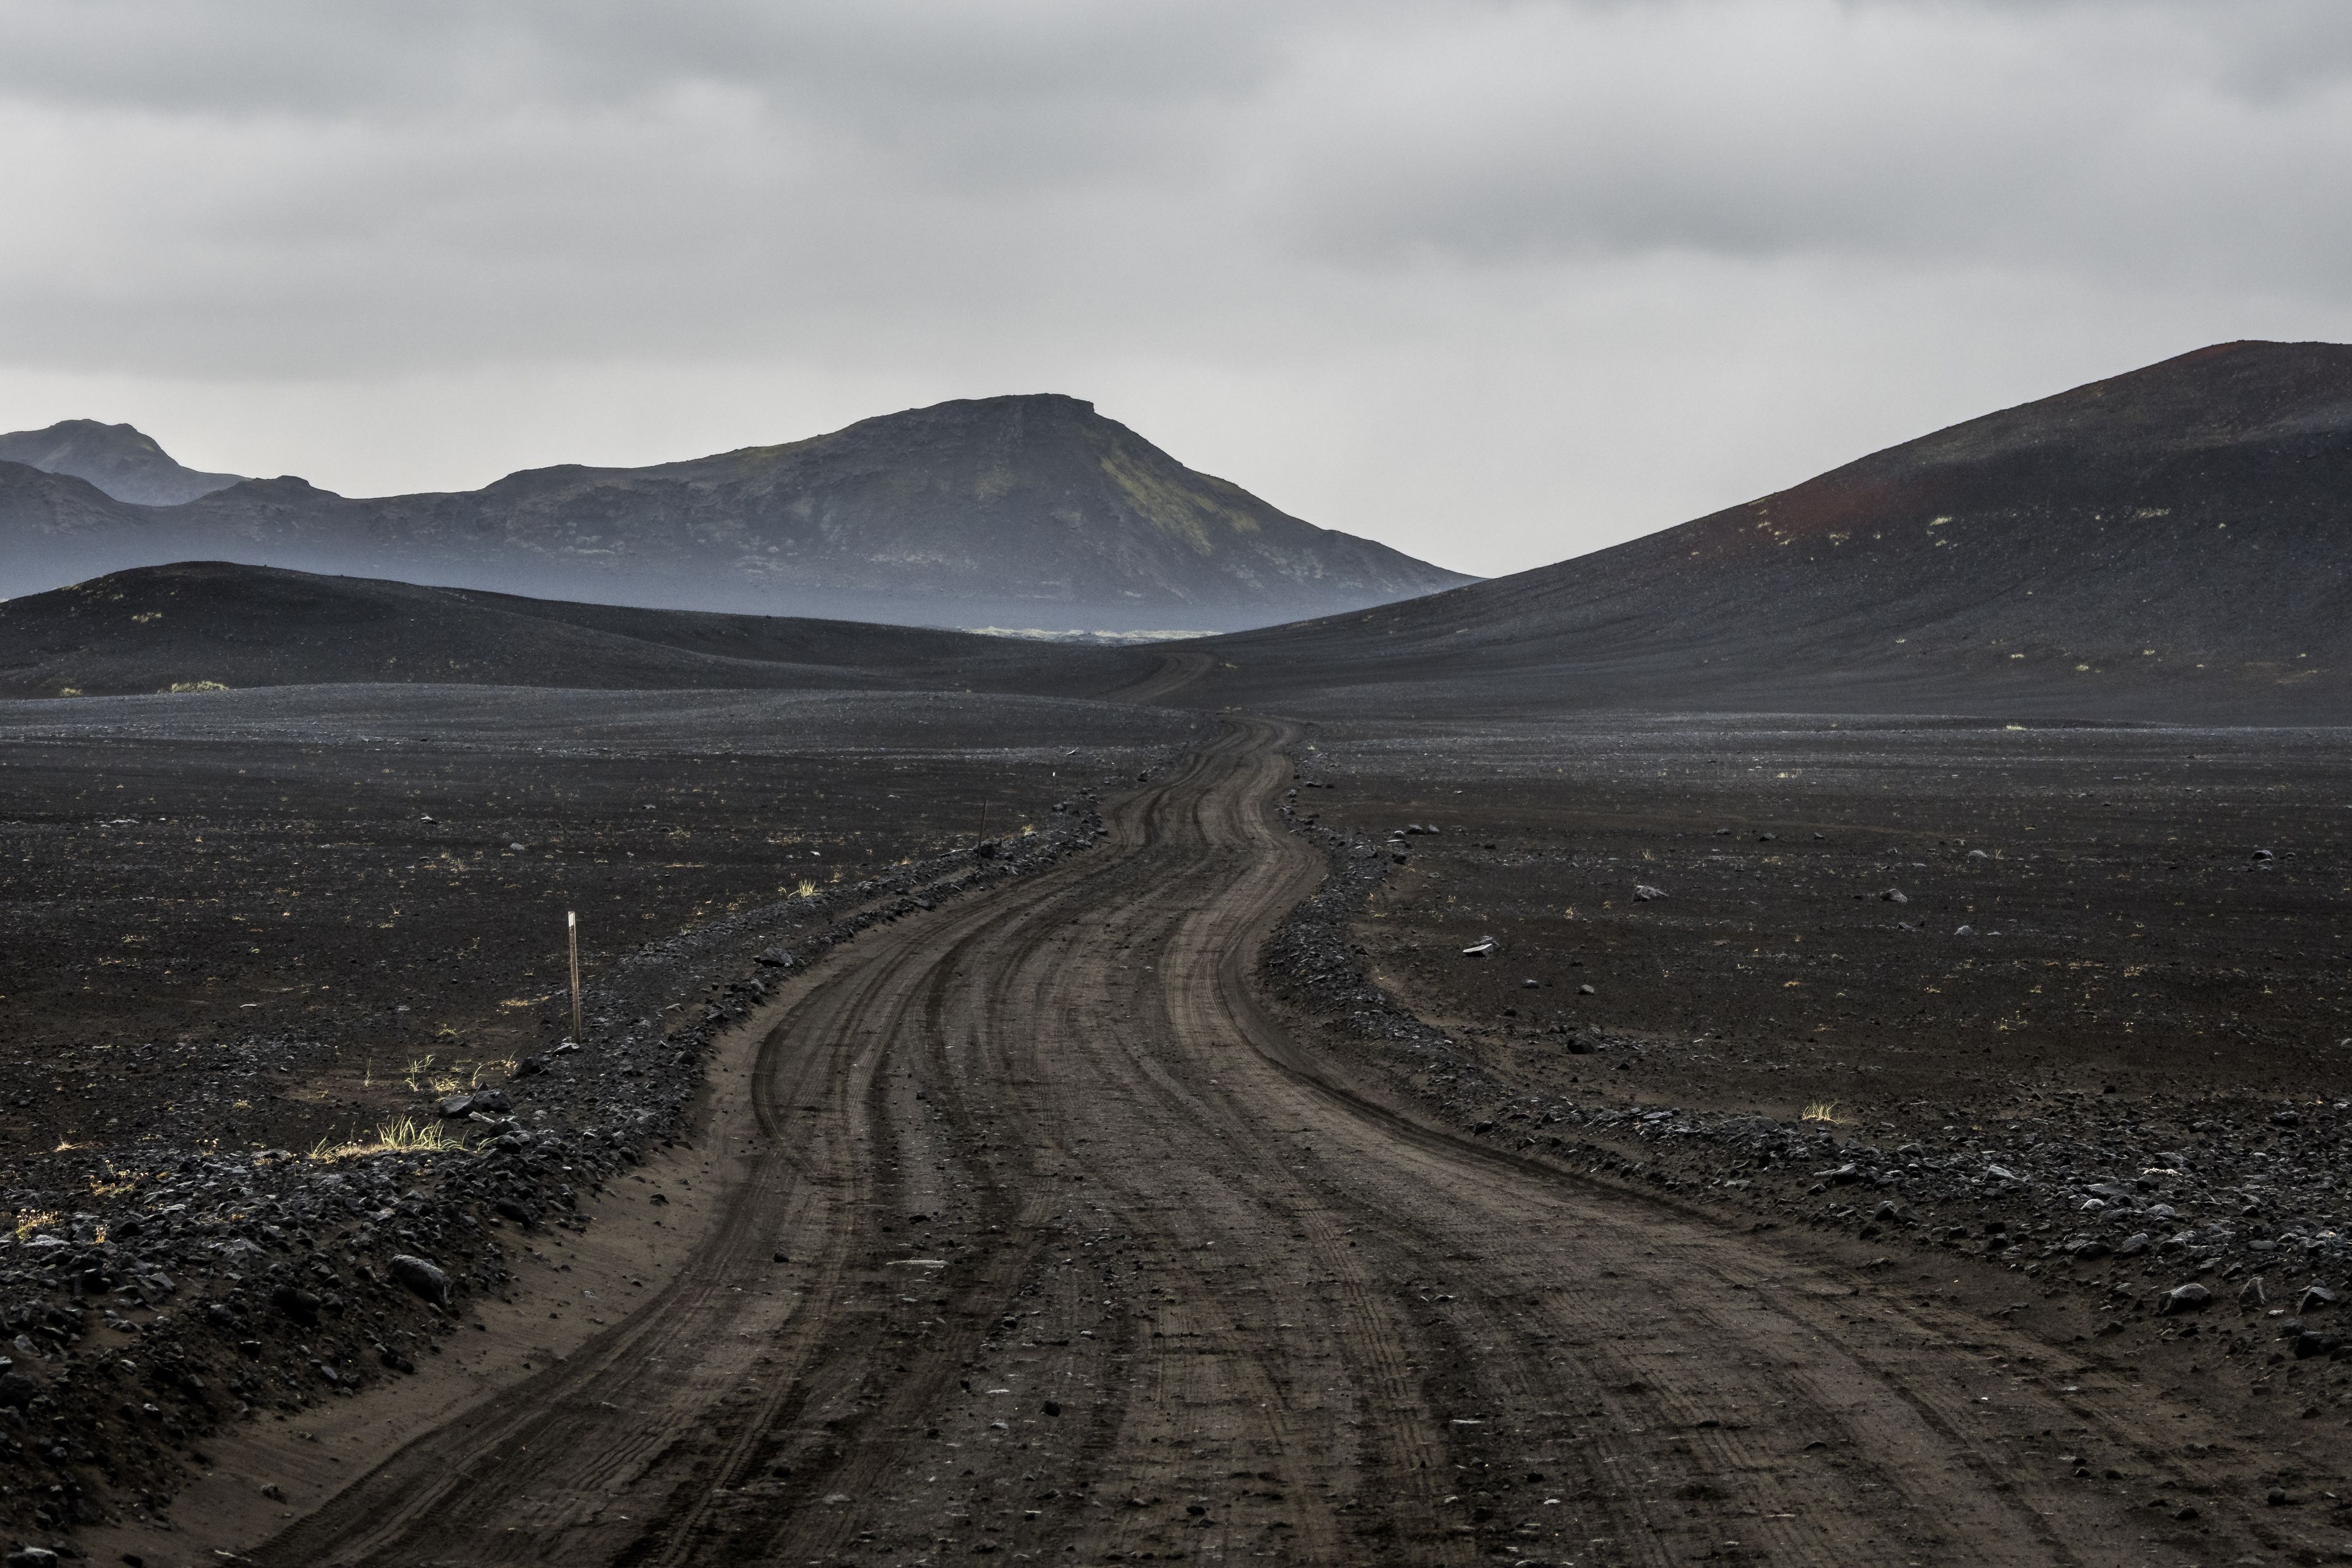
[12,692,2352,1555]
[1290,715,2352,1112]
[1259,716,2352,1431]
[0,685,1199,1174]
[1229,714,2352,1542]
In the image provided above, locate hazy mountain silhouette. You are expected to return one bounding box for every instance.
[0,419,244,505]
[0,396,1472,633]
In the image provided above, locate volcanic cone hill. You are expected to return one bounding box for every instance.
[0,562,1152,701]
[0,395,1472,632]
[1199,340,2352,723]
[0,418,245,505]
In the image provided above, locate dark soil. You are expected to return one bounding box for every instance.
[1256,714,2352,1433]
[0,683,1194,1545]
[1289,716,2352,1114]
[0,686,1196,1166]
[7,678,2352,1561]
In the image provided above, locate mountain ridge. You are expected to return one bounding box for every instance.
[0,395,1475,632]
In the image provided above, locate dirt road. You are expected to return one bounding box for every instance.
[247,717,2274,1566]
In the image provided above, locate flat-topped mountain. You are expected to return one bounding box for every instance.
[1201,341,2352,722]
[0,418,244,505]
[0,396,1473,632]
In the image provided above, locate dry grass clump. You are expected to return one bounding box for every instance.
[307,1117,467,1162]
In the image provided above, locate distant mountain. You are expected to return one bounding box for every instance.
[0,561,1145,700]
[1196,341,2352,723]
[0,419,244,505]
[0,396,1474,633]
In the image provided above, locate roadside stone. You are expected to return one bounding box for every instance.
[269,1286,322,1326]
[388,1254,452,1308]
[2159,1283,2212,1316]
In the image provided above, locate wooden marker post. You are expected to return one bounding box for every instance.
[567,910,583,1044]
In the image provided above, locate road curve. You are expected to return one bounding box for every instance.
[251,716,2267,1566]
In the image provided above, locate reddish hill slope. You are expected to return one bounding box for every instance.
[1203,341,2352,722]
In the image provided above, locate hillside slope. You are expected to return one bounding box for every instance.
[0,562,1149,701]
[1200,341,2352,722]
[1,396,1472,632]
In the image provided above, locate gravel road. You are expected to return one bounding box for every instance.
[231,717,2282,1566]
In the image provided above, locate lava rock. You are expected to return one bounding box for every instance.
[388,1254,452,1308]
[2159,1283,2212,1316]
[269,1286,322,1326]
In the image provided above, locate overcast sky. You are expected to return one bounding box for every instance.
[3,0,2349,578]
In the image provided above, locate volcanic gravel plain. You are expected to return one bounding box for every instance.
[5,681,2352,1567]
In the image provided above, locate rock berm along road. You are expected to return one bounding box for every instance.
[244,719,2260,1566]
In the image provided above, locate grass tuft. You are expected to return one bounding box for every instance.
[308,1117,468,1161]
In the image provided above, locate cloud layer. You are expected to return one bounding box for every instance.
[4,0,2348,576]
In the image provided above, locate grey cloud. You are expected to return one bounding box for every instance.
[1271,2,2352,287]
[1,0,2348,578]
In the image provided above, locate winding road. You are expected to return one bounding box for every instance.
[251,717,2269,1566]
